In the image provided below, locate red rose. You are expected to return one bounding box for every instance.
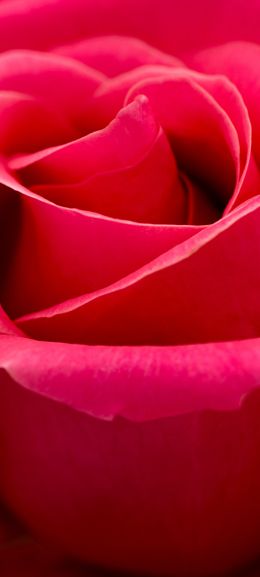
[0,1,260,576]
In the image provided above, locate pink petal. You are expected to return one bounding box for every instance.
[0,334,260,420]
[17,197,260,345]
[126,72,240,210]
[0,334,260,575]
[0,0,259,56]
[190,42,260,167]
[11,97,160,183]
[189,42,260,209]
[93,67,253,216]
[54,36,183,77]
[0,306,22,336]
[29,133,186,224]
[0,162,198,319]
[91,65,187,128]
[0,50,104,135]
[11,96,186,224]
[0,91,70,155]
[188,70,260,213]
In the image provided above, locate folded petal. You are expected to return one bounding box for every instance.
[0,50,104,135]
[190,42,260,167]
[91,65,186,128]
[126,72,240,210]
[0,0,259,56]
[17,197,260,345]
[0,307,22,336]
[11,96,186,224]
[0,162,197,318]
[11,96,160,183]
[0,334,260,576]
[1,334,260,420]
[0,91,70,155]
[94,66,254,214]
[54,36,182,77]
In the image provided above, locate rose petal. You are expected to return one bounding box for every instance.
[0,163,198,318]
[11,96,186,224]
[0,503,92,577]
[182,173,219,224]
[93,66,253,214]
[0,504,24,544]
[187,71,260,213]
[28,132,186,224]
[91,65,187,128]
[0,0,259,56]
[17,197,260,345]
[0,91,70,155]
[0,307,23,337]
[1,333,260,420]
[190,42,260,166]
[0,474,103,577]
[126,72,240,208]
[54,35,183,77]
[0,537,90,577]
[0,337,260,575]
[0,50,104,135]
[11,96,160,182]
[189,42,260,208]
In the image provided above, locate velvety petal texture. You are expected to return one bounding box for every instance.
[1,338,260,576]
[55,36,183,77]
[0,501,95,577]
[0,171,197,319]
[0,540,90,577]
[189,43,260,164]
[0,1,260,577]
[0,50,104,141]
[11,96,186,223]
[16,198,260,345]
[0,0,259,55]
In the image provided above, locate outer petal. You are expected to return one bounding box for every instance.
[0,163,197,318]
[0,307,22,337]
[0,334,260,420]
[54,36,183,77]
[17,198,260,346]
[0,474,111,577]
[0,50,104,136]
[0,504,23,544]
[0,502,92,576]
[0,91,70,155]
[0,335,260,576]
[0,0,259,55]
[0,541,89,577]
[190,42,260,167]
